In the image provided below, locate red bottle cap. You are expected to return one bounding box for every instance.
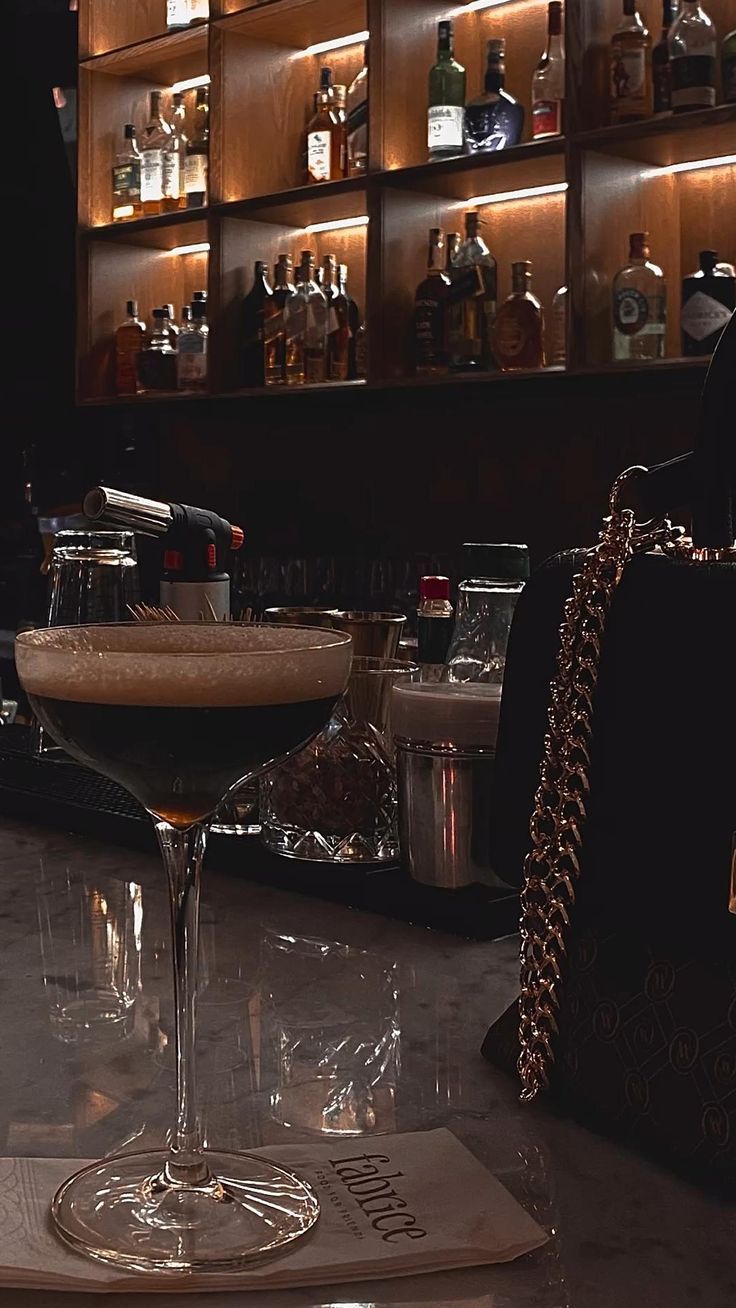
[420,575,450,601]
[230,524,245,550]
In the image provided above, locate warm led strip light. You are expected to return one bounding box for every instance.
[458,0,547,11]
[300,30,369,57]
[170,242,210,256]
[465,181,567,205]
[657,153,736,175]
[170,73,211,93]
[303,215,369,234]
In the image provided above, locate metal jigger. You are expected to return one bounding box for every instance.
[331,612,406,659]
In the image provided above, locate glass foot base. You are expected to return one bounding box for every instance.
[52,1149,320,1274]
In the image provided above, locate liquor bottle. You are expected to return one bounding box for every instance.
[465,39,525,153]
[242,260,273,387]
[721,22,736,101]
[668,2,717,112]
[164,92,187,213]
[610,0,653,123]
[414,229,450,375]
[140,91,171,216]
[333,85,348,177]
[550,284,567,366]
[167,0,190,30]
[338,264,361,379]
[492,262,545,371]
[111,124,142,223]
[324,259,350,381]
[284,263,307,386]
[653,0,678,112]
[137,307,177,392]
[532,2,565,138]
[681,250,736,356]
[115,300,145,396]
[354,320,368,379]
[347,42,369,176]
[177,300,208,391]
[428,20,466,160]
[612,231,666,361]
[306,67,342,183]
[417,576,454,683]
[184,86,209,208]
[180,304,193,332]
[448,211,497,372]
[264,255,295,387]
[446,233,461,270]
[298,251,328,383]
[164,303,179,350]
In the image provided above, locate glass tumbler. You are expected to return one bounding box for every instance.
[33,530,140,756]
[260,656,418,863]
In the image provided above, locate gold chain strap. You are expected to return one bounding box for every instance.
[518,467,681,1103]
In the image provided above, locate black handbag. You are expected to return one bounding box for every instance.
[482,314,736,1189]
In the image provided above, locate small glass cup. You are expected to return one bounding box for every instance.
[37,869,142,1044]
[260,656,418,863]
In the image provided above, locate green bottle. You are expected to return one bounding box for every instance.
[428,20,466,161]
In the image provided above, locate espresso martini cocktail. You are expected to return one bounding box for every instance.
[15,622,352,1274]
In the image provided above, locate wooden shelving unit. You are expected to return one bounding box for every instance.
[76,0,736,403]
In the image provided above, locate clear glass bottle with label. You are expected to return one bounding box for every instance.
[184,86,209,208]
[140,91,171,217]
[111,124,142,223]
[612,231,666,361]
[668,1,717,112]
[137,308,177,392]
[306,67,343,183]
[532,2,565,138]
[428,20,466,160]
[492,262,545,371]
[653,0,678,112]
[298,251,328,383]
[164,92,186,213]
[610,0,653,123]
[448,211,497,372]
[681,250,736,356]
[177,301,208,392]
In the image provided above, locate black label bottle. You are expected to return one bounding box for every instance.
[681,250,736,355]
[242,260,273,387]
[414,228,450,375]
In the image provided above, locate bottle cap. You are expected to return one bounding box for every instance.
[438,19,453,38]
[193,290,207,302]
[320,67,333,89]
[181,304,192,319]
[420,575,451,601]
[172,91,184,106]
[126,299,138,316]
[487,38,505,57]
[255,259,267,274]
[191,301,206,320]
[152,307,166,320]
[124,123,136,139]
[462,543,530,581]
[392,682,502,751]
[629,231,649,257]
[699,249,718,271]
[195,86,209,104]
[163,303,174,320]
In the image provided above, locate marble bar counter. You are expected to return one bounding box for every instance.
[0,817,731,1308]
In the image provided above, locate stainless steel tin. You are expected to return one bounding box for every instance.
[396,739,496,889]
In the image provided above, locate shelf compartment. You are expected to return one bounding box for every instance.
[217,0,366,48]
[573,104,736,168]
[82,209,210,241]
[79,0,208,60]
[374,181,566,382]
[80,25,209,83]
[212,205,368,391]
[380,138,565,201]
[214,13,367,203]
[381,0,553,174]
[79,219,210,401]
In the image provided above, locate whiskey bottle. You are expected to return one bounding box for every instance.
[242,260,273,387]
[112,124,142,223]
[137,307,177,392]
[492,262,545,371]
[446,233,461,270]
[610,0,653,123]
[285,263,307,386]
[550,284,567,366]
[264,255,295,386]
[338,264,362,378]
[323,257,350,381]
[465,39,525,153]
[347,42,369,176]
[448,211,497,372]
[428,21,466,160]
[532,2,565,139]
[115,300,146,396]
[333,85,348,177]
[180,304,193,332]
[721,21,736,101]
[414,228,450,375]
[164,303,179,350]
[184,86,209,207]
[612,231,666,361]
[298,251,328,383]
[140,91,171,216]
[354,320,368,379]
[653,0,678,112]
[681,250,736,356]
[668,2,717,112]
[306,68,341,183]
[177,300,209,391]
[164,92,187,213]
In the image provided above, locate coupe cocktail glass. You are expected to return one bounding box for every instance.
[15,622,352,1274]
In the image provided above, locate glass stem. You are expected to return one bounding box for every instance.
[155,819,210,1187]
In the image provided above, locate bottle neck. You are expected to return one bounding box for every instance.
[485,62,505,93]
[512,269,532,294]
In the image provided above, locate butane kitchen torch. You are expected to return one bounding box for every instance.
[83,486,244,621]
